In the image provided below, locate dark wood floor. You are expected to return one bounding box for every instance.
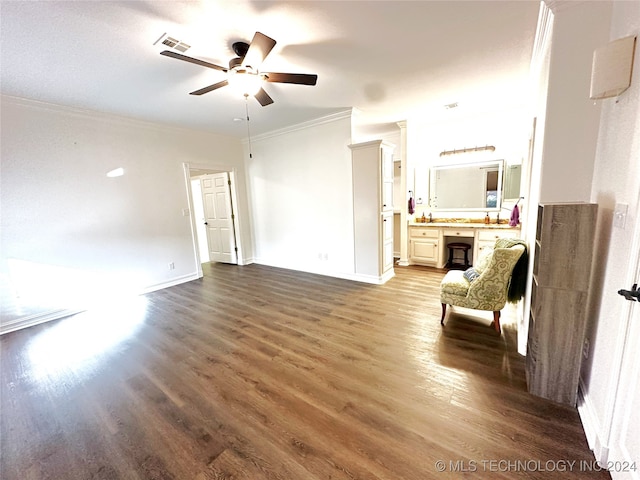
[1,263,608,480]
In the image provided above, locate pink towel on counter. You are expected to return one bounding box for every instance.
[509,204,520,226]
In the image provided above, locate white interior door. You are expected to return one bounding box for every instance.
[201,173,237,264]
[608,227,640,480]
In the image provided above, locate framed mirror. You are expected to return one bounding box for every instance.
[429,160,504,211]
[503,164,522,201]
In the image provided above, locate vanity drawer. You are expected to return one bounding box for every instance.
[410,227,439,239]
[477,230,519,241]
[445,228,474,238]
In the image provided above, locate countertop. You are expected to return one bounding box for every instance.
[409,221,520,229]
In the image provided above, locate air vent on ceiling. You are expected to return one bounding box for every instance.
[153,33,190,53]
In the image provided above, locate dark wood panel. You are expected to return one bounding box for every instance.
[0,263,607,479]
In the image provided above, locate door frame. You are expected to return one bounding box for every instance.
[581,187,640,469]
[199,171,238,265]
[182,163,244,278]
[600,191,640,474]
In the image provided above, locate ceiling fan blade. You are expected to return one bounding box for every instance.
[254,87,274,106]
[190,80,229,96]
[263,72,318,86]
[160,50,227,72]
[241,32,276,69]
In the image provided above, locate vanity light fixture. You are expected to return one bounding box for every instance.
[439,145,496,157]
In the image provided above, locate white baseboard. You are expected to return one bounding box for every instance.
[0,272,202,335]
[253,258,395,285]
[342,269,396,285]
[578,377,610,464]
[140,272,201,294]
[0,308,85,335]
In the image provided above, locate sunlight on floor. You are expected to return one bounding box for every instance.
[6,258,147,314]
[27,296,148,382]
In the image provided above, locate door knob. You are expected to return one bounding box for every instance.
[204,222,208,225]
[618,283,639,302]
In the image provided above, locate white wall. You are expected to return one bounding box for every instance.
[244,111,356,278]
[0,96,244,329]
[406,107,530,220]
[538,1,611,203]
[581,0,640,462]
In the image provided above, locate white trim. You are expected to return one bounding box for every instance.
[578,182,640,468]
[183,163,205,278]
[346,269,395,285]
[183,162,245,266]
[543,0,587,14]
[246,109,353,143]
[140,273,201,294]
[530,3,554,84]
[0,272,201,335]
[253,259,395,285]
[1,94,235,137]
[0,308,85,336]
[228,170,244,265]
[397,120,409,266]
[605,189,640,477]
[578,377,610,464]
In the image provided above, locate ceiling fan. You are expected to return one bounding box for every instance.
[160,32,318,106]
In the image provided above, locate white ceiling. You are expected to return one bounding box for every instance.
[0,1,540,137]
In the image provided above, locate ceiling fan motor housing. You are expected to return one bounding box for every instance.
[232,41,249,58]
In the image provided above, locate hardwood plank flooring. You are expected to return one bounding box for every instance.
[1,263,609,479]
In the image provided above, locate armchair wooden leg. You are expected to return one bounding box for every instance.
[492,311,501,333]
[441,304,447,325]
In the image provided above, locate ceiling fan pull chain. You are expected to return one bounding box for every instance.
[244,94,253,159]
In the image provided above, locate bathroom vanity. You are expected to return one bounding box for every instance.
[408,221,521,268]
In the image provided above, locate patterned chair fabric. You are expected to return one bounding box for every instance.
[440,241,525,332]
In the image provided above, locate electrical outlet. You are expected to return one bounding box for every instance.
[582,338,590,359]
[168,262,175,270]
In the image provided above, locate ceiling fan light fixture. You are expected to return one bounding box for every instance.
[161,31,317,105]
[227,69,263,96]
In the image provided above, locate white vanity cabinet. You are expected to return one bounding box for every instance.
[350,140,395,284]
[409,227,440,266]
[408,224,520,268]
[474,229,519,262]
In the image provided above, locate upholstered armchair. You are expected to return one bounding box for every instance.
[440,240,526,333]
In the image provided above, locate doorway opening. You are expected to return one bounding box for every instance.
[182,163,244,279]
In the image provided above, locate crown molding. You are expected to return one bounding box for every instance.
[530,2,554,75]
[245,108,354,143]
[0,94,237,138]
[543,0,586,14]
